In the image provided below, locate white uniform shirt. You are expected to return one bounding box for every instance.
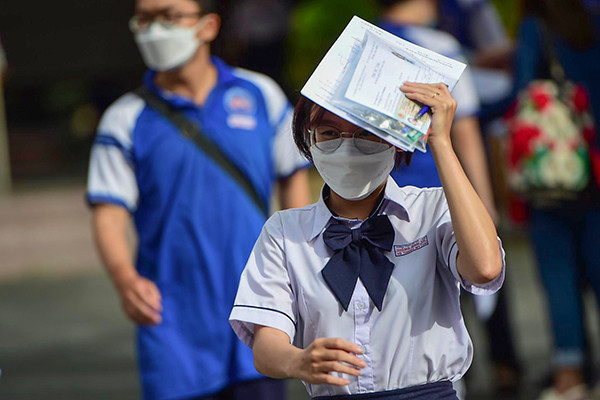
[230,177,505,397]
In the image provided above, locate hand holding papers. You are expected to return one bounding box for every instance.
[301,16,467,152]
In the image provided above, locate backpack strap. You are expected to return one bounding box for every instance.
[538,21,567,85]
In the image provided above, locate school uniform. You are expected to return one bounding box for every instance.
[229,177,505,399]
[86,56,309,400]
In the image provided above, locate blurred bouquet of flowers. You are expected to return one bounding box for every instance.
[505,80,597,203]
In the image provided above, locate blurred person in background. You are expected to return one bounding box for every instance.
[377,0,497,223]
[86,0,311,399]
[437,0,516,127]
[376,0,522,397]
[437,0,513,71]
[220,0,296,85]
[432,0,525,396]
[506,0,600,399]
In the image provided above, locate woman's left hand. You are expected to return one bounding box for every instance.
[400,82,457,148]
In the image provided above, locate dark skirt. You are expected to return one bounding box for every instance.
[312,381,457,400]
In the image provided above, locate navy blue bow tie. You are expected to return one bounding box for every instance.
[321,214,395,312]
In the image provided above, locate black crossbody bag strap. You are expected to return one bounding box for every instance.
[539,21,567,85]
[134,86,269,217]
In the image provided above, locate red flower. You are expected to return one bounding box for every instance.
[509,124,541,167]
[591,147,600,187]
[504,100,518,121]
[571,85,590,113]
[582,126,596,145]
[508,195,529,225]
[529,85,553,111]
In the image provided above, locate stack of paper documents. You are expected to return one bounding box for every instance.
[301,16,467,152]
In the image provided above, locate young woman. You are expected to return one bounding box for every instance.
[229,82,505,399]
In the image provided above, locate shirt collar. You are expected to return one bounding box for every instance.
[142,55,237,108]
[307,177,411,241]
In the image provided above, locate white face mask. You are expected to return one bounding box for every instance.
[310,138,396,201]
[134,19,205,71]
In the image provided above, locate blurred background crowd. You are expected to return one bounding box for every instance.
[1,0,600,399]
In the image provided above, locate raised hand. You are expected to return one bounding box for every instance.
[401,82,457,148]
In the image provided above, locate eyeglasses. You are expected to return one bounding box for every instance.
[309,125,391,154]
[129,11,202,32]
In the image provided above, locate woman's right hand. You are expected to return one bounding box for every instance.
[400,82,457,149]
[288,337,366,386]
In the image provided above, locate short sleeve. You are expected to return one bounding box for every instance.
[452,63,482,119]
[435,207,505,295]
[86,93,145,212]
[273,106,310,179]
[467,1,509,49]
[230,212,297,348]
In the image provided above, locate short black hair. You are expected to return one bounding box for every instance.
[292,95,412,167]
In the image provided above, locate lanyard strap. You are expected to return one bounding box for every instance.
[538,21,566,85]
[135,86,269,218]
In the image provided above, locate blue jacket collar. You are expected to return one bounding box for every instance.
[142,55,237,108]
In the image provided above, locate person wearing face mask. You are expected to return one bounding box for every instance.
[229,81,505,400]
[85,0,311,399]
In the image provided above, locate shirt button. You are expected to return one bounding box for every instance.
[356,302,365,310]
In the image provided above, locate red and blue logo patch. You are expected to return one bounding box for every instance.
[224,87,256,115]
[394,236,429,257]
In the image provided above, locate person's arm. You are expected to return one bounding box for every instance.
[278,168,311,210]
[402,82,502,284]
[469,1,507,47]
[473,43,515,70]
[467,1,514,70]
[480,17,543,121]
[451,116,499,224]
[92,204,162,325]
[253,325,365,386]
[230,213,362,386]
